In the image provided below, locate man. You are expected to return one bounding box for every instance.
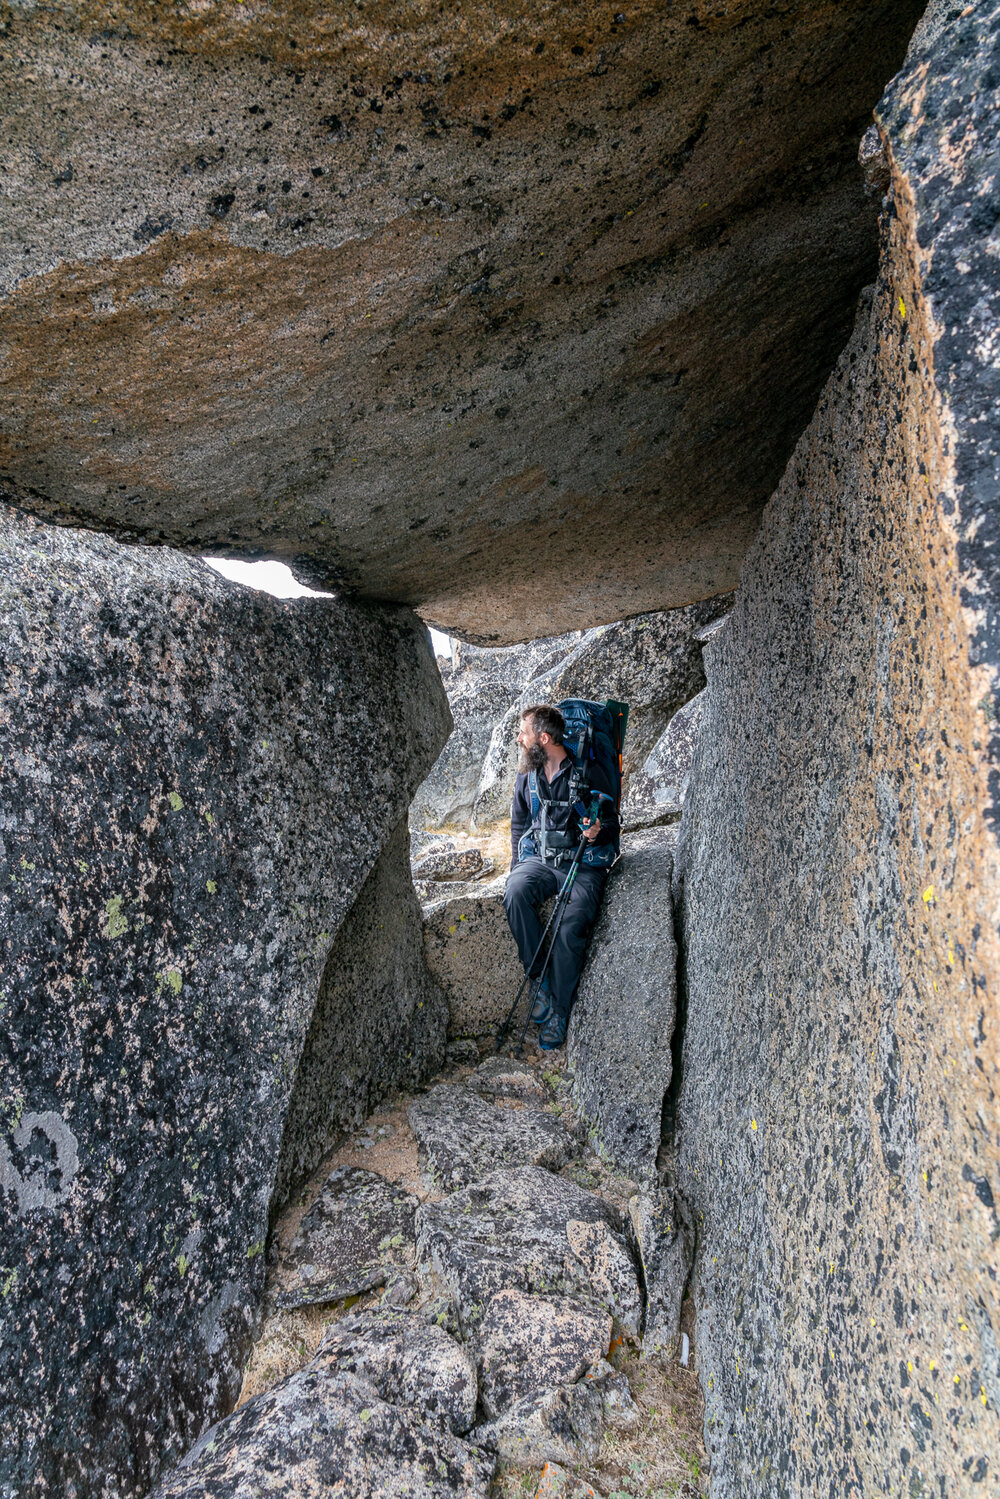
[504,703,618,1049]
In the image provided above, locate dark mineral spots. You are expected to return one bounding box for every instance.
[3,2,1000,1499]
[0,0,923,640]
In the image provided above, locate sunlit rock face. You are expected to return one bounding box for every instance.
[0,0,922,642]
[0,507,449,1499]
[674,4,1000,1491]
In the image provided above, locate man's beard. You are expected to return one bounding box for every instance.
[518,742,547,775]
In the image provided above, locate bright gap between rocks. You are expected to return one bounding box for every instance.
[202,557,454,660]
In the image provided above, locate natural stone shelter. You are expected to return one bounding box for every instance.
[1,2,998,1497]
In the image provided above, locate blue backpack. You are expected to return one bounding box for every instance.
[520,698,630,866]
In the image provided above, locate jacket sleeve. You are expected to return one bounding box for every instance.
[510,772,530,870]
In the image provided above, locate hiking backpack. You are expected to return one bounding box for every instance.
[519,697,630,867]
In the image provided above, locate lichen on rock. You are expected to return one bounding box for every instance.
[0,506,449,1499]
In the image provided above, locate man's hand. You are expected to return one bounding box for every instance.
[582,817,601,843]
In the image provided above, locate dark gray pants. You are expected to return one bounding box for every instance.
[504,856,607,1019]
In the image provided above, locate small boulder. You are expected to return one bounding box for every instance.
[471,1359,634,1468]
[416,1166,640,1337]
[315,1307,478,1436]
[152,1366,495,1498]
[412,847,489,881]
[584,1358,640,1429]
[468,1055,548,1103]
[566,1217,644,1337]
[421,885,522,1037]
[477,1289,611,1419]
[535,1462,601,1498]
[445,1038,481,1068]
[278,1167,419,1310]
[407,1083,575,1192]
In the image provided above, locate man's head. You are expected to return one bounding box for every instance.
[517,703,566,774]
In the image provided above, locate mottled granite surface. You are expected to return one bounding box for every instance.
[675,5,1000,1491]
[0,506,449,1498]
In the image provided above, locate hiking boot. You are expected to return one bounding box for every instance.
[529,976,553,1025]
[538,1009,568,1050]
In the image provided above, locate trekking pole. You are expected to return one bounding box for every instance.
[496,871,577,1052]
[514,838,588,1055]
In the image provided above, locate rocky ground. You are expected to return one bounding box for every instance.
[166,1038,705,1499]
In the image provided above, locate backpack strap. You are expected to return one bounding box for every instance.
[528,769,540,821]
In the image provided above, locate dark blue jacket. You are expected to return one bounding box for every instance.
[510,754,619,869]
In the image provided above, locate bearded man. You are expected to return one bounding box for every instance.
[503,702,618,1049]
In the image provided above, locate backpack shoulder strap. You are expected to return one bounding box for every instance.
[527,769,541,821]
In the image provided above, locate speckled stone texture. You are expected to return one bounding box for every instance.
[674,6,1000,1492]
[312,1307,479,1436]
[475,1289,612,1418]
[411,634,581,828]
[415,1166,640,1338]
[567,827,677,1183]
[274,819,449,1198]
[622,690,703,832]
[421,882,522,1038]
[0,506,449,1499]
[150,1365,494,1498]
[0,3,923,642]
[407,1080,576,1190]
[471,1358,638,1466]
[277,1168,420,1311]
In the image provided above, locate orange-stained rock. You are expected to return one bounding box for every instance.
[0,1,923,640]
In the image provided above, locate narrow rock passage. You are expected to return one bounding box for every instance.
[155,1045,706,1498]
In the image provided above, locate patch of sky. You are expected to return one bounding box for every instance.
[203,557,455,661]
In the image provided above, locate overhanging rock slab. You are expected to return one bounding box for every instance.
[0,2,923,641]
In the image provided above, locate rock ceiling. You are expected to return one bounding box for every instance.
[0,1,922,641]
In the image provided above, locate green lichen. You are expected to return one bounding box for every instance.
[168,791,183,811]
[0,1267,18,1297]
[103,896,129,939]
[205,879,217,894]
[246,1240,266,1259]
[175,1254,189,1277]
[157,968,183,995]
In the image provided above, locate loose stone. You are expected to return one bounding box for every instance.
[277,1167,419,1311]
[407,1083,576,1192]
[468,1055,549,1104]
[415,1166,640,1337]
[314,1307,478,1436]
[151,1366,495,1498]
[470,1359,635,1468]
[476,1289,612,1419]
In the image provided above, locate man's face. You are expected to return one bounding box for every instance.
[517,718,548,774]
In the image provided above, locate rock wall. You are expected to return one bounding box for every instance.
[274,818,448,1200]
[674,7,1000,1493]
[410,632,581,830]
[0,1,924,641]
[0,507,449,1499]
[414,599,728,834]
[567,827,677,1186]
